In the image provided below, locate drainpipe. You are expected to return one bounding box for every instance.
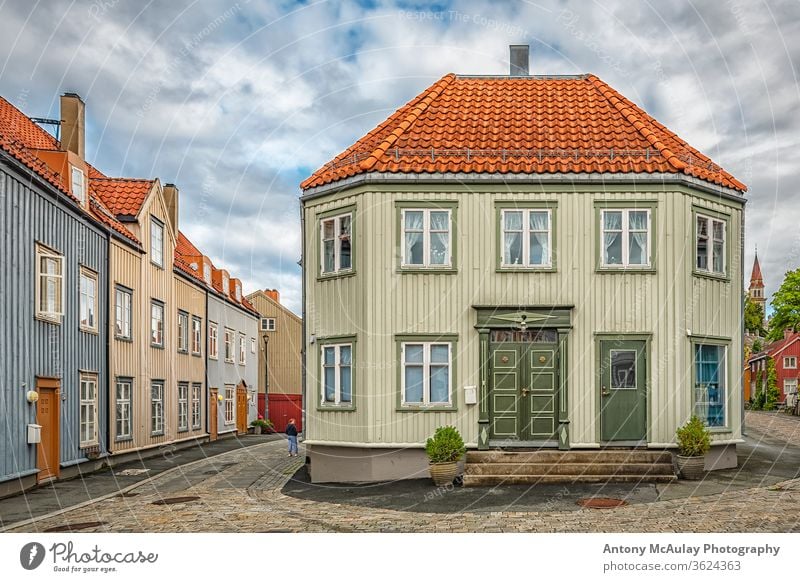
[300,202,306,442]
[262,333,269,421]
[104,228,111,459]
[204,287,209,439]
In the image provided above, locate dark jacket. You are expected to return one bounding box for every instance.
[286,423,298,437]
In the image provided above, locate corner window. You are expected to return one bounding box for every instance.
[784,356,797,369]
[694,343,727,428]
[151,381,164,435]
[224,329,234,362]
[401,209,451,268]
[192,316,202,355]
[150,217,164,267]
[500,209,552,268]
[600,209,651,268]
[224,385,235,424]
[320,213,352,275]
[79,267,98,332]
[177,311,189,353]
[401,342,452,406]
[209,322,219,359]
[71,165,85,204]
[191,383,202,429]
[36,243,64,322]
[696,214,726,276]
[261,317,276,332]
[80,373,98,447]
[150,301,164,347]
[321,343,353,406]
[239,334,246,365]
[178,382,189,432]
[115,378,132,440]
[115,286,132,339]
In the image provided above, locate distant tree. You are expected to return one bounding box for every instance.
[764,358,780,410]
[744,296,766,336]
[752,338,763,353]
[767,268,800,341]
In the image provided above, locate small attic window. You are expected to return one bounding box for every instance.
[71,165,85,204]
[190,262,198,271]
[235,283,241,301]
[222,274,229,294]
[203,263,211,284]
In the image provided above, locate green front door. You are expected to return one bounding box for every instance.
[490,330,558,441]
[600,340,647,441]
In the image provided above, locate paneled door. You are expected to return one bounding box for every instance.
[209,388,219,442]
[236,385,248,434]
[600,340,647,441]
[36,377,60,483]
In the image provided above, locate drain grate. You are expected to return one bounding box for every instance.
[152,496,201,506]
[45,521,107,532]
[577,497,628,509]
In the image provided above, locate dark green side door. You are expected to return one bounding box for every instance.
[600,340,647,441]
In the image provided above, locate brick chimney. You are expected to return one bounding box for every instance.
[509,45,529,76]
[162,183,179,234]
[60,93,85,159]
[785,328,794,340]
[266,289,280,304]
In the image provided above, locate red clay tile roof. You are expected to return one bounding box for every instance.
[302,74,746,192]
[90,177,155,218]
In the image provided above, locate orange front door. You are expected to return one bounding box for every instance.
[209,389,218,441]
[236,387,248,434]
[36,378,60,483]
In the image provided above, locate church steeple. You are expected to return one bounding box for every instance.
[749,249,765,305]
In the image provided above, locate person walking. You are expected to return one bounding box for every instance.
[286,418,299,457]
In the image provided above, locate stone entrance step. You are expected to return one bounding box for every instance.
[463,449,676,486]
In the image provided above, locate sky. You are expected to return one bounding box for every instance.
[1,0,798,314]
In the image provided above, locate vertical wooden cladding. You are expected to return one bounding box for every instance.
[304,185,744,448]
[174,275,206,440]
[247,291,302,396]
[0,165,107,483]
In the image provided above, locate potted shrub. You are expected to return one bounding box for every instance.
[675,415,711,480]
[250,417,273,435]
[425,426,466,486]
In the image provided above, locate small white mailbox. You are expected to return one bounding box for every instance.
[27,424,42,444]
[464,385,477,405]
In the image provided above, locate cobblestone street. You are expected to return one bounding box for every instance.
[5,412,800,533]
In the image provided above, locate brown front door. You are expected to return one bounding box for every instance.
[36,378,60,483]
[236,386,248,434]
[209,388,218,441]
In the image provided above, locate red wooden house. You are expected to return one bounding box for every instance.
[748,330,800,407]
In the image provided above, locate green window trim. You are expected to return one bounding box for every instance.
[316,203,356,281]
[395,201,458,274]
[594,200,658,273]
[494,201,558,272]
[316,334,357,411]
[395,333,459,412]
[692,206,731,282]
[689,335,732,433]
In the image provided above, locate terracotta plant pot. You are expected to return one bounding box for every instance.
[676,455,705,480]
[429,461,458,487]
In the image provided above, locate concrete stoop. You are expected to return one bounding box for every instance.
[463,450,676,486]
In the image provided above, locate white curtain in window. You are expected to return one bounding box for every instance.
[629,232,647,264]
[404,211,424,264]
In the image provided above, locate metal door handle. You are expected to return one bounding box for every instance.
[521,388,530,397]
[601,385,611,397]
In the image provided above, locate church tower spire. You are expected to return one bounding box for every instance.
[749,249,765,306]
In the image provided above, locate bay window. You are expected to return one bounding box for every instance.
[320,212,352,275]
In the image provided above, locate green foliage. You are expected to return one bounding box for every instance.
[767,268,800,341]
[675,415,711,457]
[763,358,780,410]
[752,338,763,353]
[250,418,274,430]
[751,368,766,410]
[425,426,466,463]
[744,296,766,336]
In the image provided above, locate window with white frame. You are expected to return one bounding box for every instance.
[784,356,797,369]
[224,385,235,424]
[150,217,164,267]
[203,263,211,285]
[250,337,256,353]
[191,316,201,355]
[401,342,452,406]
[71,165,85,204]
[224,329,234,362]
[177,311,189,353]
[209,322,218,359]
[191,383,202,429]
[80,373,98,447]
[402,209,451,267]
[115,286,132,339]
[500,208,552,267]
[151,381,164,435]
[320,213,352,274]
[694,343,726,428]
[36,243,64,322]
[321,343,352,406]
[261,317,276,332]
[178,382,189,432]
[239,334,246,365]
[222,274,229,295]
[79,267,98,331]
[151,301,164,347]
[696,214,726,275]
[235,283,242,301]
[115,378,132,440]
[600,209,651,267]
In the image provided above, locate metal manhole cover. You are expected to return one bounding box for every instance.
[45,521,107,532]
[152,496,201,505]
[577,497,628,509]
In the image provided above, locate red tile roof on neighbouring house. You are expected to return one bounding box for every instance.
[302,74,746,192]
[90,177,155,218]
[749,332,800,362]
